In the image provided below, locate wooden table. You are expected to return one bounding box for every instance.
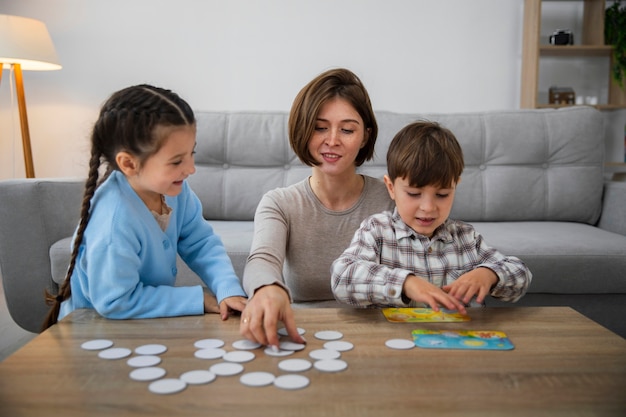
[1,307,625,417]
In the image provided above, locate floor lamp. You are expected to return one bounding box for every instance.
[0,14,61,178]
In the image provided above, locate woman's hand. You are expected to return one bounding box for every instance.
[239,284,305,350]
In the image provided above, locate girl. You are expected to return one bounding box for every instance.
[239,68,395,348]
[42,85,246,330]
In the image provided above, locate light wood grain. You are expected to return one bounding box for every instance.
[1,307,625,417]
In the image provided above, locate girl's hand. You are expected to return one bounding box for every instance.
[203,293,247,320]
[218,296,248,320]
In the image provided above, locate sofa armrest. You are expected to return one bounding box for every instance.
[0,178,83,332]
[597,181,626,237]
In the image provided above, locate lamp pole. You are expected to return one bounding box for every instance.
[13,63,35,178]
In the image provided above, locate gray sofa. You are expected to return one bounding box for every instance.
[1,106,625,337]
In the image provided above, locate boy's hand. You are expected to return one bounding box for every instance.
[403,275,467,315]
[442,267,498,305]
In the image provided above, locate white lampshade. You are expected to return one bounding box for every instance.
[0,14,61,71]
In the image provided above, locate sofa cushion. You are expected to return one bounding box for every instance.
[473,222,626,293]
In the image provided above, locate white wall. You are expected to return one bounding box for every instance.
[0,0,624,179]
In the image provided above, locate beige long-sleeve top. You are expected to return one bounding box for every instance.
[242,175,395,302]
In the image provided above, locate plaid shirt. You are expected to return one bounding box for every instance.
[331,209,532,307]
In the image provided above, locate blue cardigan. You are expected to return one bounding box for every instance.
[59,171,246,320]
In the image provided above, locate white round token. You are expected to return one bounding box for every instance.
[323,341,354,352]
[279,341,306,351]
[264,347,294,357]
[274,374,310,390]
[210,362,244,376]
[148,378,187,395]
[129,366,166,381]
[278,358,312,372]
[194,348,226,360]
[98,347,132,360]
[194,338,225,349]
[127,355,162,367]
[223,350,256,363]
[180,370,216,385]
[135,344,167,355]
[81,339,113,350]
[314,359,348,373]
[385,338,415,350]
[232,339,262,350]
[277,327,306,336]
[309,348,341,360]
[314,330,343,341]
[240,371,275,387]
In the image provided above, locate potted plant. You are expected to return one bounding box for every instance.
[605,0,626,87]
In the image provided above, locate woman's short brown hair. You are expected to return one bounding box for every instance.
[288,68,378,167]
[387,121,464,188]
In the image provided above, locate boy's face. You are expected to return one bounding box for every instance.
[384,175,457,238]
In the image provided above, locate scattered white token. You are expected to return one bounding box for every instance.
[385,338,415,350]
[180,370,216,385]
[135,344,167,355]
[274,374,310,390]
[148,378,187,395]
[98,347,132,360]
[278,358,312,372]
[314,359,348,373]
[81,339,114,351]
[127,355,162,367]
[210,362,244,376]
[314,330,343,341]
[223,350,256,363]
[279,341,306,351]
[194,338,225,349]
[309,348,341,360]
[232,339,262,350]
[194,348,226,360]
[277,327,306,336]
[264,346,294,357]
[129,366,166,381]
[240,371,275,387]
[323,341,354,352]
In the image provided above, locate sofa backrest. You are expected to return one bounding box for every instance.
[188,107,604,224]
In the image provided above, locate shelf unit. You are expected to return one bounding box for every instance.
[521,0,626,110]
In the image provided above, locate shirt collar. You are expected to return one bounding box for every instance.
[391,207,454,243]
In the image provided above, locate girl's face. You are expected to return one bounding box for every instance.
[307,97,367,177]
[384,175,456,238]
[129,125,197,208]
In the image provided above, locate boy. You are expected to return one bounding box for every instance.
[331,121,531,313]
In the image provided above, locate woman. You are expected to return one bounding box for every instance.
[240,68,394,349]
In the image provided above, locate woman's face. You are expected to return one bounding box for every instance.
[307,97,367,177]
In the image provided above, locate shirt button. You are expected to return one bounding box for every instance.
[171,267,177,276]
[163,240,170,249]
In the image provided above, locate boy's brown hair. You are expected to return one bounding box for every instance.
[387,121,464,188]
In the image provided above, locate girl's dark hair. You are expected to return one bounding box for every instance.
[41,84,195,331]
[387,121,464,189]
[288,68,378,167]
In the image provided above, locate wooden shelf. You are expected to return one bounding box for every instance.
[521,0,626,109]
[539,45,613,57]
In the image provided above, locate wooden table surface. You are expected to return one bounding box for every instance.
[1,307,625,417]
